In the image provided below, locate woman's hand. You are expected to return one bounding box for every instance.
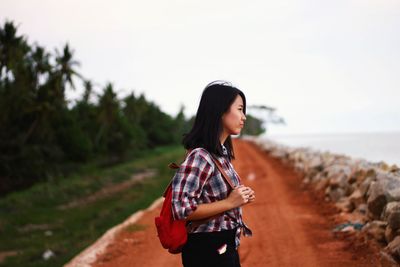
[227,185,255,208]
[246,186,256,203]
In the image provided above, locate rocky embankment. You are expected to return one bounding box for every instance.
[245,136,400,265]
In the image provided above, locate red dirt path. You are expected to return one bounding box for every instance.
[90,139,382,267]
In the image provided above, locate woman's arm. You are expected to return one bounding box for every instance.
[187,185,255,221]
[186,198,233,221]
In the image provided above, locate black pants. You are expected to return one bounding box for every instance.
[181,229,241,267]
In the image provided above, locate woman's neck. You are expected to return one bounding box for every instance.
[220,132,229,146]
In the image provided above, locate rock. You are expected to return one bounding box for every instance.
[387,214,400,232]
[389,164,400,173]
[346,183,357,196]
[270,150,288,159]
[294,162,304,172]
[385,236,400,261]
[379,251,399,267]
[359,176,373,198]
[387,185,400,203]
[362,220,387,243]
[365,168,377,180]
[44,230,53,236]
[349,189,364,208]
[353,168,377,186]
[357,203,368,214]
[347,171,358,184]
[326,187,346,202]
[383,202,400,230]
[302,177,311,185]
[384,226,400,243]
[42,249,55,260]
[310,172,325,183]
[367,181,388,220]
[335,198,354,213]
[329,173,349,190]
[379,162,391,172]
[305,168,320,182]
[325,164,352,180]
[377,172,400,201]
[308,156,323,172]
[314,178,329,191]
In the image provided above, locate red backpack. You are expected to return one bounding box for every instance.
[154,174,187,253]
[154,152,235,254]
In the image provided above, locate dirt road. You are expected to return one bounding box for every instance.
[90,139,381,267]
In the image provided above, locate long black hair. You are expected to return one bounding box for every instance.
[182,81,246,161]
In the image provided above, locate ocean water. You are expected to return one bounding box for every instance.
[264,132,400,166]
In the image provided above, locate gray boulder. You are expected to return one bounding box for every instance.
[383,202,400,230]
[360,176,373,198]
[379,173,400,202]
[349,189,364,208]
[362,220,387,243]
[326,187,346,202]
[379,251,399,267]
[385,226,400,243]
[367,181,388,220]
[385,236,400,262]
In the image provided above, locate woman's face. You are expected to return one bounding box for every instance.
[222,95,246,136]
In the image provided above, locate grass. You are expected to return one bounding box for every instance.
[0,145,185,267]
[123,223,148,233]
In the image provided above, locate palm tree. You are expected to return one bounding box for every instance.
[31,45,51,84]
[0,21,28,73]
[51,43,82,107]
[82,79,93,104]
[55,43,81,89]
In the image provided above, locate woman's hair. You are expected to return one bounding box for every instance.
[182,80,246,160]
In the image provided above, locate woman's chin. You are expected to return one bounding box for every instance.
[231,130,241,136]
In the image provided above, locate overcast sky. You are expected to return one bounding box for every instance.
[2,0,400,135]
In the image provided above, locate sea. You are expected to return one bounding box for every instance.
[263,132,400,166]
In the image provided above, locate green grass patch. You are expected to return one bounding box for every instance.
[123,223,147,233]
[0,145,185,267]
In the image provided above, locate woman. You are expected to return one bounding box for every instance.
[171,81,255,267]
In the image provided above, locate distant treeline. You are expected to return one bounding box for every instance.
[0,21,265,196]
[0,21,192,195]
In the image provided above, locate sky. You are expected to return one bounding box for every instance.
[2,0,400,135]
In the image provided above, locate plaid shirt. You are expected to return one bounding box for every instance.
[171,145,252,248]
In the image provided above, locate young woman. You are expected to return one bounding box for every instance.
[171,81,255,267]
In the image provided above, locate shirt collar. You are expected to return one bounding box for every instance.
[221,143,228,156]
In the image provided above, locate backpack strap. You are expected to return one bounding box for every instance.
[209,155,236,189]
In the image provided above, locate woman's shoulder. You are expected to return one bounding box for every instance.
[185,147,214,167]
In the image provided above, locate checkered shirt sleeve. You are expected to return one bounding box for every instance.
[171,148,216,220]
